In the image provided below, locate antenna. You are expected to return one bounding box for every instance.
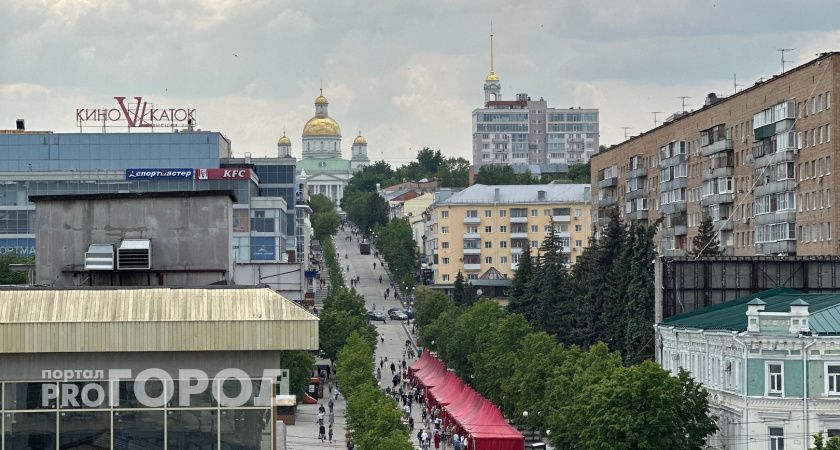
[489,22,495,75]
[621,127,633,140]
[650,112,664,128]
[777,48,794,73]
[677,96,692,113]
[733,73,743,94]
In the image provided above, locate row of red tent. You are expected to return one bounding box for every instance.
[409,349,525,450]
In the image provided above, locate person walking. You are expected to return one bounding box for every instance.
[373,262,377,269]
[318,423,326,442]
[328,398,334,413]
[434,429,441,449]
[328,424,334,443]
[409,416,414,431]
[379,275,382,284]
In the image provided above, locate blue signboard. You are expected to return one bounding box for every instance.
[250,237,276,261]
[0,238,35,256]
[125,168,194,180]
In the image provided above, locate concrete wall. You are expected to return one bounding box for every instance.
[34,194,233,286]
[0,350,282,380]
[233,262,304,301]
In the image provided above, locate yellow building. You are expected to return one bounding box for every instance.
[424,184,592,289]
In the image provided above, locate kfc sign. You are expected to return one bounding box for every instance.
[76,97,196,128]
[196,168,250,180]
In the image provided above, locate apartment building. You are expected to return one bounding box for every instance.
[591,52,839,256]
[424,184,591,288]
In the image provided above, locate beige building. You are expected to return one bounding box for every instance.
[424,184,591,288]
[591,52,839,256]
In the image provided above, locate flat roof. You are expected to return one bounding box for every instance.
[29,189,238,203]
[0,287,318,352]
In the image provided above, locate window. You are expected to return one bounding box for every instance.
[467,226,478,233]
[531,209,538,216]
[484,256,493,264]
[484,241,492,249]
[543,209,551,216]
[500,225,507,232]
[575,224,582,232]
[441,226,449,234]
[530,240,538,248]
[575,239,582,247]
[575,209,582,217]
[442,257,450,264]
[769,427,784,450]
[531,225,538,233]
[484,210,492,217]
[484,226,492,233]
[467,274,477,280]
[499,210,507,217]
[441,242,449,249]
[500,241,507,248]
[466,210,478,218]
[544,225,551,232]
[827,365,840,395]
[442,274,450,282]
[767,363,783,394]
[441,211,449,218]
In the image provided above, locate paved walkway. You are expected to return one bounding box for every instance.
[286,226,424,449]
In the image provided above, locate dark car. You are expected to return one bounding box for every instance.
[368,311,386,322]
[389,309,408,320]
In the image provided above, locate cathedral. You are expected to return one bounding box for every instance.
[278,92,369,205]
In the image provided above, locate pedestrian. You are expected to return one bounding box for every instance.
[384,292,387,301]
[380,357,384,368]
[376,367,381,380]
[318,404,325,414]
[390,363,396,374]
[329,410,335,425]
[328,424,334,443]
[380,335,385,344]
[334,387,340,400]
[379,275,383,284]
[453,433,461,450]
[317,411,324,426]
[373,262,377,269]
[421,429,430,450]
[461,435,468,450]
[328,398,334,413]
[347,437,354,450]
[403,403,410,418]
[409,416,415,431]
[318,423,326,442]
[434,429,441,449]
[417,430,424,448]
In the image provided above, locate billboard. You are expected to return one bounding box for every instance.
[125,169,194,180]
[196,168,250,180]
[250,237,276,261]
[76,96,196,129]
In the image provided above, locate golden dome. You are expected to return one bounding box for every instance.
[486,72,499,81]
[353,134,367,145]
[302,116,341,137]
[277,135,291,146]
[315,95,328,105]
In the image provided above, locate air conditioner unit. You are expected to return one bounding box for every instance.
[118,239,151,270]
[84,244,114,271]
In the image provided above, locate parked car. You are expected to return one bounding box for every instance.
[367,311,387,322]
[389,309,408,320]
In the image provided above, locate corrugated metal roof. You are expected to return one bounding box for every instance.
[662,288,840,335]
[439,184,590,205]
[0,287,318,352]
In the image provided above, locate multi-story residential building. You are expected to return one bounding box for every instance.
[424,184,591,289]
[591,52,838,256]
[656,288,840,450]
[471,33,599,171]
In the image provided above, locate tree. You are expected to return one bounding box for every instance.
[436,300,507,378]
[475,165,540,185]
[319,309,375,361]
[452,271,467,306]
[345,160,395,194]
[567,162,591,183]
[623,221,660,364]
[561,362,717,450]
[504,332,565,431]
[279,351,315,401]
[413,287,453,332]
[470,313,532,413]
[535,222,573,337]
[688,215,723,257]
[508,245,536,319]
[437,157,470,188]
[312,210,339,240]
[374,218,417,287]
[344,191,389,233]
[812,433,840,450]
[0,253,32,284]
[309,194,334,214]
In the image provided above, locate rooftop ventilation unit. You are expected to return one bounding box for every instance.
[117,239,151,270]
[84,244,114,271]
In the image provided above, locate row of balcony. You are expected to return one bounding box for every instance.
[463,215,572,225]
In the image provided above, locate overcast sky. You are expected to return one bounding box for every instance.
[2,0,840,165]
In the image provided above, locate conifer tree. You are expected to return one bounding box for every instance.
[688,215,723,257]
[452,270,466,306]
[508,244,534,315]
[536,222,573,338]
[623,221,660,364]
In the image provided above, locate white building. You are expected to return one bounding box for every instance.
[656,288,840,450]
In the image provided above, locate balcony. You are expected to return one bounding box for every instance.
[754,179,796,197]
[464,263,482,271]
[463,248,481,255]
[700,139,734,157]
[552,215,571,223]
[463,216,481,224]
[598,177,618,189]
[757,240,796,256]
[659,177,688,192]
[626,189,647,201]
[700,192,734,207]
[659,153,686,167]
[702,166,734,181]
[597,197,616,208]
[510,216,528,223]
[754,210,797,226]
[463,232,480,240]
[660,202,687,215]
[510,232,528,239]
[511,247,524,254]
[713,220,733,232]
[626,167,647,179]
[627,210,649,221]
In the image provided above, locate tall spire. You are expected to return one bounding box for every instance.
[486,23,498,82]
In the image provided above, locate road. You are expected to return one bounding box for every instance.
[286,226,423,449]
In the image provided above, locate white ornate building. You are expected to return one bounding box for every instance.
[283,92,369,205]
